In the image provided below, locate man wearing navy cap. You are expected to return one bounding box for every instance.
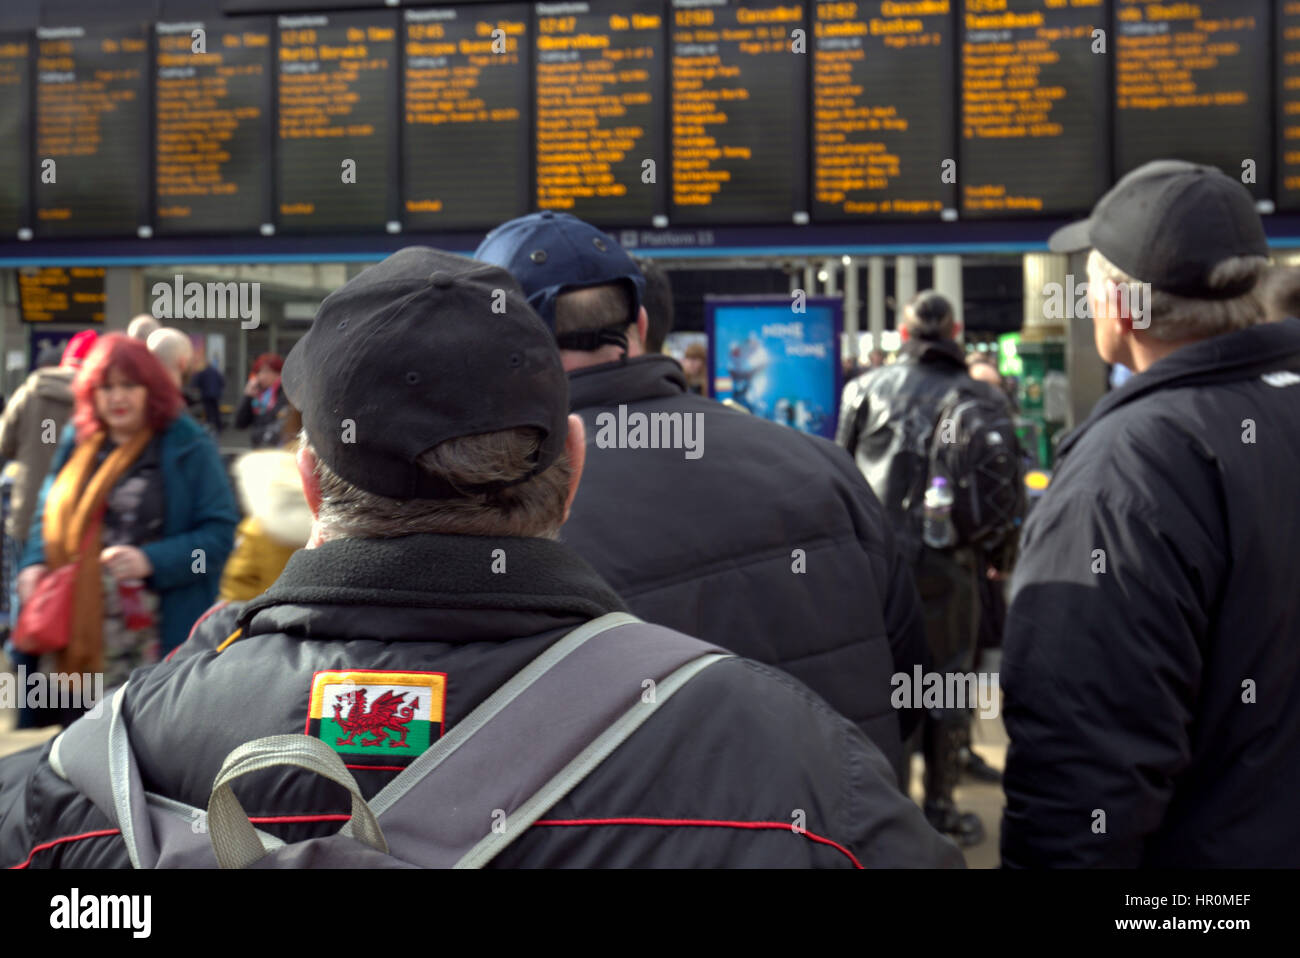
[477,212,930,790]
[1001,160,1300,867]
[0,247,960,869]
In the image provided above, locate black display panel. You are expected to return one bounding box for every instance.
[155,19,273,235]
[812,0,954,221]
[670,0,808,224]
[534,0,665,225]
[961,0,1108,218]
[18,266,106,323]
[0,34,30,239]
[276,13,398,233]
[34,24,150,238]
[1278,0,1300,209]
[1115,0,1269,198]
[403,4,529,230]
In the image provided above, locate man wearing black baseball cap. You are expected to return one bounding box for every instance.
[1001,160,1300,867]
[477,212,930,792]
[0,247,961,869]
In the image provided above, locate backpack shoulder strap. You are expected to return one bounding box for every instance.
[354,611,731,868]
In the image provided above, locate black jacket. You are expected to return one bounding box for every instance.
[561,355,928,774]
[1000,318,1300,867]
[234,382,287,449]
[837,339,1008,562]
[0,534,961,869]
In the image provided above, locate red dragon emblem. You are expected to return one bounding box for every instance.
[332,688,419,748]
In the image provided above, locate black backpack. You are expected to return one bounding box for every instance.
[925,384,1025,560]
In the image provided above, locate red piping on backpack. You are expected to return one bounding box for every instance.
[531,817,864,868]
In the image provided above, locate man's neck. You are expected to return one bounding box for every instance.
[561,346,632,372]
[1127,333,1205,373]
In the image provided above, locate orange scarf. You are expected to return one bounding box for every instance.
[43,429,154,675]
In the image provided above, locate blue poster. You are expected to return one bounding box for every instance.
[708,297,842,439]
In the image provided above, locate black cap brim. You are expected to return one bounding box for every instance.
[1048,218,1093,254]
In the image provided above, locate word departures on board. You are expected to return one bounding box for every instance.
[813,1,955,221]
[671,0,808,224]
[960,0,1109,218]
[404,6,530,230]
[1115,0,1270,200]
[35,24,150,238]
[155,20,273,235]
[277,12,399,232]
[535,1,665,225]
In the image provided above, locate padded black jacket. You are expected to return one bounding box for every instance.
[0,534,962,869]
[1001,319,1300,867]
[561,355,928,776]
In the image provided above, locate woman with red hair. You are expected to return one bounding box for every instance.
[235,352,288,448]
[16,334,238,721]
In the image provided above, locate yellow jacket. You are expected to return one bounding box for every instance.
[219,517,301,602]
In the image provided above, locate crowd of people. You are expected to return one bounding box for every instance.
[0,159,1296,869]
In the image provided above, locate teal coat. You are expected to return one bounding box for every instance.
[21,415,239,654]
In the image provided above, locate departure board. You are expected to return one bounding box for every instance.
[34,25,150,238]
[535,1,665,224]
[813,1,954,221]
[961,0,1108,218]
[155,20,273,235]
[18,267,106,323]
[0,34,29,238]
[1115,0,1269,198]
[404,5,529,230]
[277,13,398,232]
[671,0,808,224]
[1278,1,1300,209]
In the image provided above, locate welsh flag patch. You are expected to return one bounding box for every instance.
[307,670,446,768]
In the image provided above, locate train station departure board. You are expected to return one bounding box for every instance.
[1115,0,1270,198]
[813,1,954,221]
[535,1,664,224]
[34,25,150,238]
[277,13,398,232]
[155,20,273,235]
[671,0,808,224]
[18,267,106,323]
[404,5,529,231]
[961,0,1108,218]
[1278,1,1300,209]
[0,34,29,238]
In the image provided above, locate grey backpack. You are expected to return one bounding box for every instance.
[49,612,730,868]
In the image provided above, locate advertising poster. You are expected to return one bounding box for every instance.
[707,296,842,439]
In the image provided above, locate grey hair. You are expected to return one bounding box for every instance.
[303,427,572,541]
[1086,248,1269,341]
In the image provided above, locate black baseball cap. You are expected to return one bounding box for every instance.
[474,211,645,335]
[1049,160,1269,299]
[281,247,569,501]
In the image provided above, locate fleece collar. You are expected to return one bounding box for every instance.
[236,533,627,643]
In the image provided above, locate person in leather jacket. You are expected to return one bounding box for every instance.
[838,291,1008,846]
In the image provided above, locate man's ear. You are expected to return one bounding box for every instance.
[561,414,586,525]
[629,306,649,357]
[296,443,322,519]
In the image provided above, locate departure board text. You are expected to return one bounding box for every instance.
[18,266,106,323]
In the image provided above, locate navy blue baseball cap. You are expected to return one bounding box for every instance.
[475,211,645,345]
